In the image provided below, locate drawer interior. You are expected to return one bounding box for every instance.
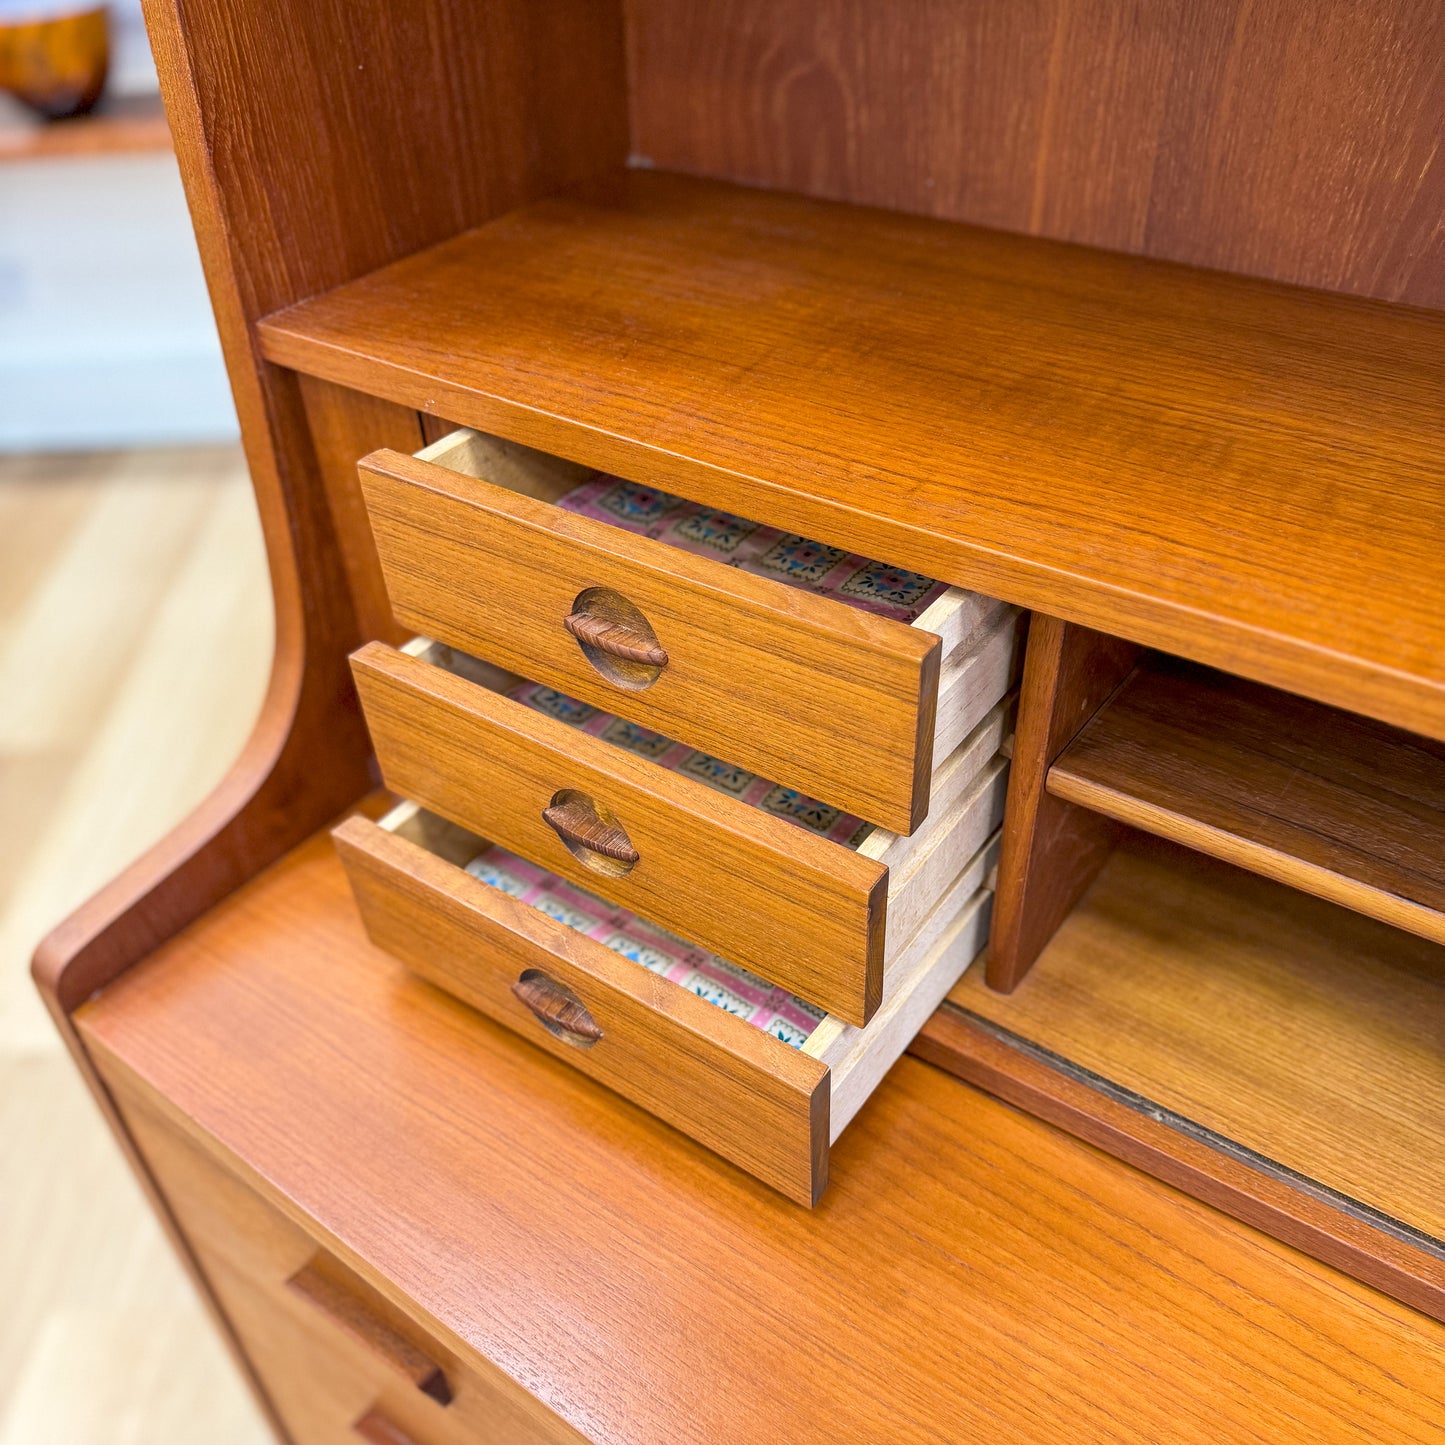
[378,799,997,1143]
[411,428,1024,768]
[405,634,1012,872]
[416,426,987,650]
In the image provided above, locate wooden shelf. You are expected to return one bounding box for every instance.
[1049,658,1445,946]
[73,817,1445,1443]
[0,91,171,160]
[257,169,1445,744]
[949,833,1445,1247]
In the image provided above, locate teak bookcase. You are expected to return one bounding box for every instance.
[34,3,1445,1441]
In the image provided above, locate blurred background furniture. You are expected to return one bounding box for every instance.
[1,10,254,1441]
[0,0,234,449]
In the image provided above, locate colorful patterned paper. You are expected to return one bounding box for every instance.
[509,680,872,848]
[556,474,950,624]
[465,845,825,1047]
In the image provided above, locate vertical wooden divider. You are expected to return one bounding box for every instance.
[299,375,426,649]
[986,616,1142,992]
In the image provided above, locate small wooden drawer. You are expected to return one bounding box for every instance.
[334,802,997,1205]
[357,427,1020,835]
[352,639,1010,1026]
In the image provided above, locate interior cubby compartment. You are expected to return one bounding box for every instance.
[1048,654,1445,948]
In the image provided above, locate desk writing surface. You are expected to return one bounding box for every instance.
[79,820,1445,1445]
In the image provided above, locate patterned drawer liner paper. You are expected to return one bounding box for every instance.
[466,845,826,1048]
[510,680,871,847]
[556,475,951,625]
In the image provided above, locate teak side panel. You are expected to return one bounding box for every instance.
[333,815,830,1206]
[351,644,888,1024]
[32,7,633,1368]
[625,0,1445,306]
[258,172,1445,743]
[359,447,940,833]
[1049,658,1445,948]
[35,0,632,1011]
[956,833,1445,1246]
[74,826,1445,1445]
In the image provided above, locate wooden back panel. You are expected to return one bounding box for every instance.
[625,0,1445,305]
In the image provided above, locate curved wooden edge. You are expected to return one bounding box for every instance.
[30,641,373,1016]
[19,2,382,1439]
[909,1004,1445,1323]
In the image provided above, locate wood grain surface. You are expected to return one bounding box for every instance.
[359,445,943,834]
[815,884,993,1144]
[34,0,628,1018]
[1050,657,1445,947]
[298,379,422,650]
[912,1006,1445,1324]
[28,5,628,1430]
[76,822,1445,1445]
[286,1258,452,1406]
[855,691,1013,871]
[954,832,1445,1245]
[352,643,889,1024]
[333,811,831,1206]
[120,1086,583,1445]
[258,171,1445,741]
[624,0,1445,306]
[987,616,1140,990]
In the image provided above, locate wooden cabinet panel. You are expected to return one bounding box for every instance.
[109,1076,585,1445]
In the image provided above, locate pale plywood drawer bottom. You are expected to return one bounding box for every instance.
[334,801,997,1207]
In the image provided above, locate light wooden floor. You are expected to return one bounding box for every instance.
[0,448,274,1443]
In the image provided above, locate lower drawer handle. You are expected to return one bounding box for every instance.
[564,611,669,668]
[353,1409,420,1445]
[286,1259,451,1405]
[513,968,604,1047]
[543,794,640,865]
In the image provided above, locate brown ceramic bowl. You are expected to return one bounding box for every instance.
[0,5,110,120]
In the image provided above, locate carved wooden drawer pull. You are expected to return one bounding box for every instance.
[512,968,604,1048]
[353,1410,421,1445]
[542,792,640,867]
[564,585,667,690]
[287,1258,451,1404]
[564,611,669,668]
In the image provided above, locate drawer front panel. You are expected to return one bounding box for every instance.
[334,814,831,1206]
[352,642,889,1025]
[113,1076,583,1445]
[360,443,944,833]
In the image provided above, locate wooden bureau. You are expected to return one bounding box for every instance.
[34,1,1445,1439]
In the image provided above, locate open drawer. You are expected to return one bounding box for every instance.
[352,639,1010,1026]
[333,802,997,1205]
[357,428,1020,835]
